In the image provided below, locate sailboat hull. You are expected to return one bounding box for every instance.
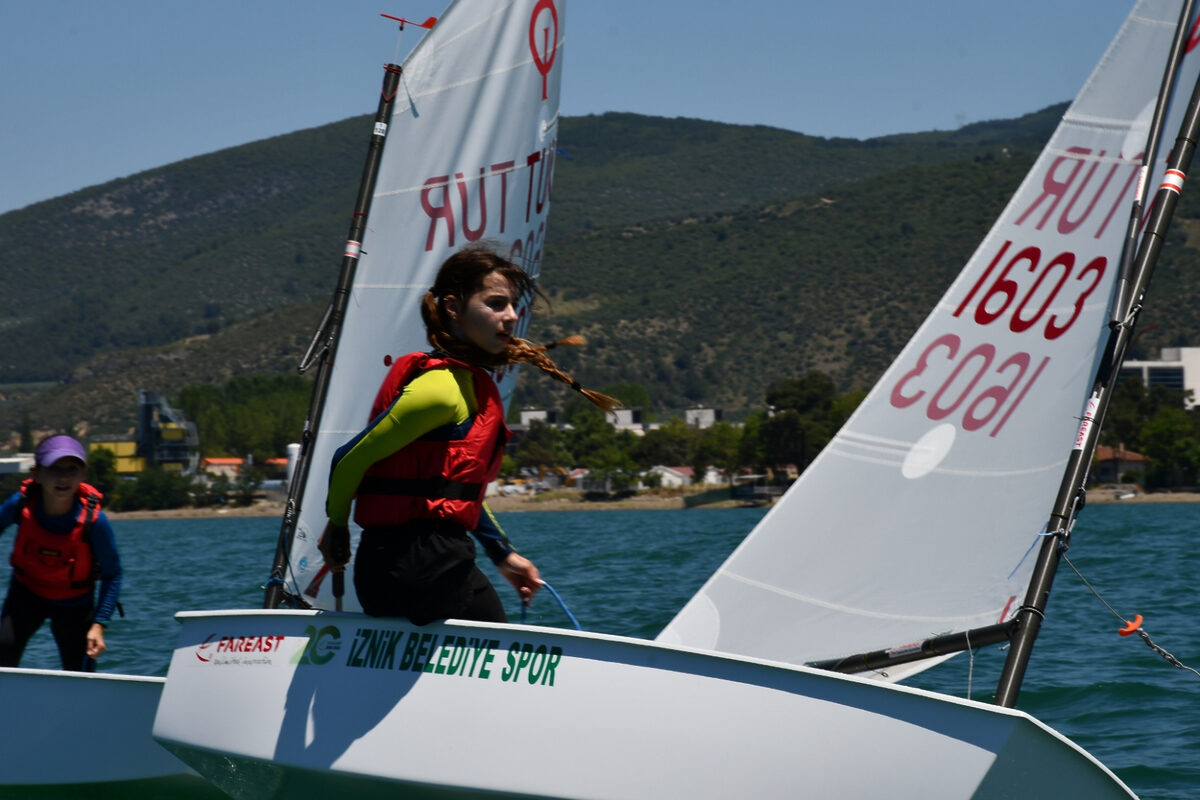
[0,667,215,796]
[153,610,1134,799]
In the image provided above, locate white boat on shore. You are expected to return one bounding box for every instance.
[152,0,1199,796]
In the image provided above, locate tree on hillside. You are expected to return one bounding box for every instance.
[691,422,741,484]
[113,467,192,511]
[563,410,639,472]
[758,410,812,472]
[86,448,120,500]
[1101,379,1156,451]
[174,375,309,462]
[830,388,867,430]
[561,407,639,492]
[233,464,263,507]
[630,418,694,468]
[1141,405,1200,488]
[766,371,837,417]
[755,371,842,473]
[602,383,653,418]
[514,420,571,472]
[737,411,766,470]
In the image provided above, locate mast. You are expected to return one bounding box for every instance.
[262,62,403,609]
[994,1,1200,706]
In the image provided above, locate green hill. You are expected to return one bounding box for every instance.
[4,103,1200,437]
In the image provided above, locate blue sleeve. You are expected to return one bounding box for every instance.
[0,492,21,534]
[89,512,122,625]
[471,503,516,565]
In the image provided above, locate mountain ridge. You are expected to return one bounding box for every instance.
[5,102,1200,437]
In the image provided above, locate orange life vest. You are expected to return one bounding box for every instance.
[353,352,509,531]
[10,479,103,600]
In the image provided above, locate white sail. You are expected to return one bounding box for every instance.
[660,0,1200,681]
[286,0,564,611]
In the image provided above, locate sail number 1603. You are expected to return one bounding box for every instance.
[890,334,1050,438]
[952,241,1105,340]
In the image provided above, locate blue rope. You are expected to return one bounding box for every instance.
[520,580,582,630]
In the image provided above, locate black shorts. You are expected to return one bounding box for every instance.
[0,578,96,671]
[353,519,506,625]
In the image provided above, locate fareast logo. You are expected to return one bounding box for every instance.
[194,633,218,662]
[194,633,287,665]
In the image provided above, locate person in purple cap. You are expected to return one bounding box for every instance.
[0,434,122,671]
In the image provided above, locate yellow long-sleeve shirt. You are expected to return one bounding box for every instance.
[325,364,515,562]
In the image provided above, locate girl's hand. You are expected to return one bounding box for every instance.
[86,622,107,658]
[318,522,351,571]
[497,552,543,606]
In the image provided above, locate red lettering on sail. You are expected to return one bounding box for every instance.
[1013,146,1141,240]
[421,176,455,250]
[509,221,546,279]
[1015,148,1087,230]
[529,0,558,101]
[525,150,545,222]
[1044,255,1105,339]
[890,333,1050,437]
[952,240,1106,339]
[420,144,556,251]
[1056,151,1120,235]
[1094,161,1142,240]
[491,160,514,232]
[455,169,487,242]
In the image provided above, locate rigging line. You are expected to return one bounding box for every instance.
[1006,527,1062,580]
[1061,553,1124,620]
[1062,554,1200,680]
[518,580,582,630]
[966,628,974,701]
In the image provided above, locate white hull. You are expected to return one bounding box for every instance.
[153,610,1135,799]
[0,667,215,796]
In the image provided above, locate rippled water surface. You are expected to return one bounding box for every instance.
[5,504,1196,798]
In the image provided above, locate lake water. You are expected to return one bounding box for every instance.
[3,503,1197,798]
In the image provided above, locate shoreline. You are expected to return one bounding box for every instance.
[104,486,1200,521]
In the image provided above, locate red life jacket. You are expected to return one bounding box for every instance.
[10,479,103,600]
[353,352,509,531]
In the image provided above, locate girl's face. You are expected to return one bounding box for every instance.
[447,272,519,354]
[34,458,85,510]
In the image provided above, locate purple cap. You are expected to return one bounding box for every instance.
[35,435,87,468]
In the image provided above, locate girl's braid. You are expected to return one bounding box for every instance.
[506,336,621,413]
[421,291,620,414]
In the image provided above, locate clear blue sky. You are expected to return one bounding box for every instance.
[0,0,1137,215]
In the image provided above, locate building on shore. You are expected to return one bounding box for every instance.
[1119,347,1200,408]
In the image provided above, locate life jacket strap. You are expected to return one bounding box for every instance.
[358,475,483,501]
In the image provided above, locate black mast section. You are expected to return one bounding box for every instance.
[263,63,403,609]
[994,5,1200,706]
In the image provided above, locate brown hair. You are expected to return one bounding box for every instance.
[421,246,620,413]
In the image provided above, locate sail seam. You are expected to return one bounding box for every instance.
[1059,113,1158,136]
[1127,12,1181,31]
[416,1,520,63]
[824,445,1067,477]
[835,432,912,451]
[374,159,535,201]
[718,571,1001,625]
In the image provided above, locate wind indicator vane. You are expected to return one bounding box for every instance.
[379,13,437,70]
[380,13,437,29]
